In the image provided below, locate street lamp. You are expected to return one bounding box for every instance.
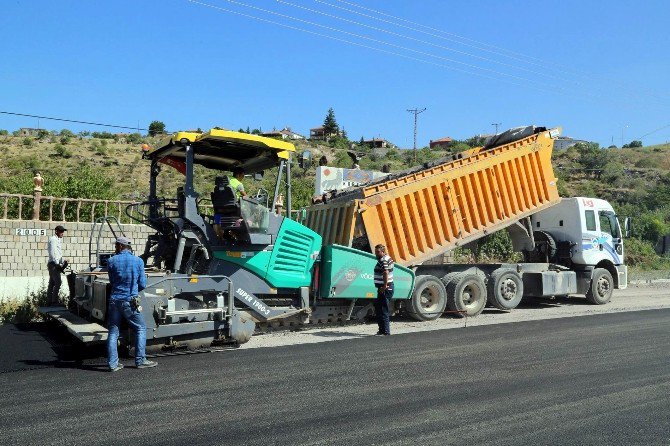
[621,125,629,147]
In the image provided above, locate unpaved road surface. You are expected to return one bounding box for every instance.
[243,285,670,349]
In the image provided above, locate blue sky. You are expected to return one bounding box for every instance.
[1,0,669,147]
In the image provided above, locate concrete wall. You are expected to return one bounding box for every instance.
[0,220,154,300]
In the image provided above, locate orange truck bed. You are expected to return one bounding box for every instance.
[305,128,561,266]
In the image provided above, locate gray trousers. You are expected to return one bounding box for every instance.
[47,263,62,306]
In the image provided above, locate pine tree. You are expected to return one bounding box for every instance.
[322,108,340,137]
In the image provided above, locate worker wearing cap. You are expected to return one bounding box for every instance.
[106,236,157,371]
[46,225,67,306]
[230,167,247,200]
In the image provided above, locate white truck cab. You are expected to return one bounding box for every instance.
[531,197,628,303]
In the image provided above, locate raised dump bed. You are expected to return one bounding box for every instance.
[305,127,561,266]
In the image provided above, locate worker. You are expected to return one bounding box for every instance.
[373,244,395,336]
[106,236,157,372]
[46,225,67,306]
[230,167,247,199]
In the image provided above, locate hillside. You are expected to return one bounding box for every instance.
[0,132,452,208]
[1,131,669,269]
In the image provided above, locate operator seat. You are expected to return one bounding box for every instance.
[211,176,252,244]
[211,176,241,228]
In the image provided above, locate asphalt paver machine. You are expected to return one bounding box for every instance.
[69,129,414,352]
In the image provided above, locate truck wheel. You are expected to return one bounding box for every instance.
[409,275,447,321]
[585,268,613,305]
[487,269,523,310]
[447,273,487,317]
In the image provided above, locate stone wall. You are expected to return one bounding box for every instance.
[0,220,154,300]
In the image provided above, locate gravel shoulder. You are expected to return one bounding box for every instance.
[241,284,670,350]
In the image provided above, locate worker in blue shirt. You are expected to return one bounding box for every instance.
[106,236,157,372]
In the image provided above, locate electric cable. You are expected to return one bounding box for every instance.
[0,110,147,131]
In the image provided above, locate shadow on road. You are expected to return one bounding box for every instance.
[0,322,108,374]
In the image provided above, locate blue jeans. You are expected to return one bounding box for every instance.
[375,284,394,334]
[107,299,147,368]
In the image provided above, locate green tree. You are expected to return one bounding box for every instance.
[622,140,643,148]
[0,129,8,135]
[575,142,608,172]
[148,120,166,136]
[322,107,340,138]
[36,129,50,140]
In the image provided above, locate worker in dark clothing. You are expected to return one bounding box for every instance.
[373,244,395,336]
[106,236,157,372]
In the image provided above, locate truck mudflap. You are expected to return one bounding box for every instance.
[522,270,577,297]
[616,265,628,290]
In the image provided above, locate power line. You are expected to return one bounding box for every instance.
[276,0,570,84]
[317,0,670,104]
[216,0,556,88]
[190,0,625,105]
[184,0,543,91]
[187,0,656,110]
[0,110,147,131]
[637,123,670,140]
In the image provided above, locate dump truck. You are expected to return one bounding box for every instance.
[42,126,628,352]
[305,126,629,320]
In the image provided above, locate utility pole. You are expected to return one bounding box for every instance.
[621,124,628,147]
[407,107,426,162]
[492,122,501,135]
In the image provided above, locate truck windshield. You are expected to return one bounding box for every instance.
[599,211,621,239]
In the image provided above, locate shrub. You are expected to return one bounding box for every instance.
[0,285,48,324]
[22,137,34,147]
[624,237,668,268]
[0,129,8,135]
[126,133,143,144]
[54,144,72,158]
[60,135,71,145]
[91,131,115,139]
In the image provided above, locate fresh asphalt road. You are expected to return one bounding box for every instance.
[1,310,669,446]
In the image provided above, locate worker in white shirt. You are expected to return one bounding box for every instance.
[46,225,67,306]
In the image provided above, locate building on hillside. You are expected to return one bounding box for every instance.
[553,136,587,150]
[429,136,452,149]
[261,127,306,140]
[310,126,343,140]
[18,128,40,137]
[363,137,391,148]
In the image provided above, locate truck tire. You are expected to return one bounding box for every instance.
[441,272,461,289]
[408,275,447,321]
[585,268,614,305]
[487,268,523,310]
[447,272,487,317]
[524,231,557,263]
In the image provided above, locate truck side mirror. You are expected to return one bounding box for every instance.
[298,151,312,169]
[624,217,632,238]
[253,171,264,181]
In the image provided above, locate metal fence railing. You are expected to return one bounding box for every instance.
[1,192,302,224]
